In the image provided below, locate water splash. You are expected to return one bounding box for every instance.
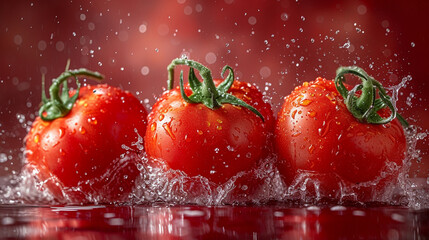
[0,111,428,208]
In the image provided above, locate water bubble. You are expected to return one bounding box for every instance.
[280,13,288,21]
[55,41,65,52]
[357,5,367,15]
[0,153,7,163]
[248,16,257,25]
[259,66,271,78]
[141,66,150,76]
[184,5,193,15]
[205,52,217,64]
[195,4,203,12]
[37,40,47,51]
[139,24,147,33]
[14,35,23,45]
[88,22,95,31]
[411,42,416,47]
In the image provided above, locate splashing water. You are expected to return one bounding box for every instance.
[0,121,427,209]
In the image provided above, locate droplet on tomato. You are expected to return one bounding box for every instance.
[197,129,203,135]
[299,99,312,106]
[158,114,165,121]
[150,122,157,131]
[291,109,297,119]
[291,131,301,137]
[33,134,40,143]
[162,122,176,140]
[79,126,86,134]
[87,117,97,125]
[58,128,65,138]
[308,145,315,154]
[307,110,316,118]
[318,120,332,137]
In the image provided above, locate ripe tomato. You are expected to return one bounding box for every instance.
[25,66,148,203]
[144,58,274,184]
[275,66,407,200]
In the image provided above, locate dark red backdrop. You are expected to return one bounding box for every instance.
[0,0,428,177]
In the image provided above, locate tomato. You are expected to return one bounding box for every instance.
[274,66,407,200]
[25,66,148,203]
[144,58,274,184]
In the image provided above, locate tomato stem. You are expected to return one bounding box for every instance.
[167,57,264,121]
[334,66,408,127]
[39,61,104,121]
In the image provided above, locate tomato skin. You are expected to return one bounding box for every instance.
[25,84,148,203]
[145,80,274,184]
[275,78,406,199]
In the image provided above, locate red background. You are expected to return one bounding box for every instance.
[0,0,428,177]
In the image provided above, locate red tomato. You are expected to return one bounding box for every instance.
[25,68,148,203]
[144,59,274,184]
[275,67,407,200]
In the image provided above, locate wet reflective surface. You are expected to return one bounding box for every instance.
[0,204,428,239]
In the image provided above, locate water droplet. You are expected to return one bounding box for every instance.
[300,99,312,106]
[318,120,332,137]
[79,126,86,134]
[34,134,40,143]
[280,13,288,21]
[216,125,223,131]
[291,109,297,119]
[197,129,203,135]
[308,110,316,118]
[308,145,315,154]
[162,122,176,140]
[58,128,65,138]
[150,123,157,131]
[0,153,7,163]
[88,117,97,125]
[158,114,165,121]
[291,131,301,137]
[411,42,415,47]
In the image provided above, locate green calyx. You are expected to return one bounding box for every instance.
[39,61,104,121]
[334,66,408,127]
[167,58,264,122]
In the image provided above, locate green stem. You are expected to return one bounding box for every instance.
[167,58,264,121]
[40,68,104,121]
[335,66,408,127]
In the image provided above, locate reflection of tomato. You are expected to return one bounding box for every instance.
[145,59,274,184]
[275,67,407,200]
[25,68,147,203]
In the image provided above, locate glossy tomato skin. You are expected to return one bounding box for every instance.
[145,80,274,184]
[25,84,148,203]
[275,78,407,199]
